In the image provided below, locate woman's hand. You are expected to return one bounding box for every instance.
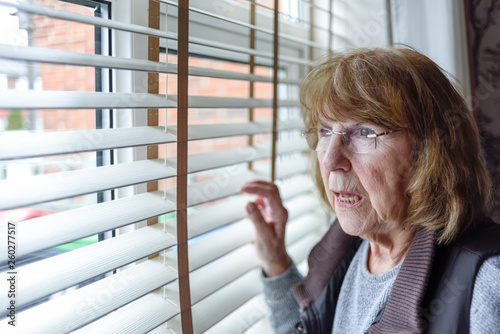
[240,180,291,277]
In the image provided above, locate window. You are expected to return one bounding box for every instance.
[0,0,390,332]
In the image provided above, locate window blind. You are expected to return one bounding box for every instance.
[0,0,352,333]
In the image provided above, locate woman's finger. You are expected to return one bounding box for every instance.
[246,201,272,237]
[241,181,287,216]
[243,182,291,277]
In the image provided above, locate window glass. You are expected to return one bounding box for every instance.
[0,0,107,273]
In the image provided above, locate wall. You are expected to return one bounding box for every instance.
[466,0,500,222]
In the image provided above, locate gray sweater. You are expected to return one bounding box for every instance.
[262,242,500,333]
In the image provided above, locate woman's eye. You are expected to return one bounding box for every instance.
[358,127,374,137]
[319,128,330,137]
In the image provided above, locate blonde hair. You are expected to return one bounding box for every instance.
[301,47,492,244]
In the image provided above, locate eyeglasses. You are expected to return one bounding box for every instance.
[302,125,395,154]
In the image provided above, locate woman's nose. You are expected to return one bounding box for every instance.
[319,135,351,172]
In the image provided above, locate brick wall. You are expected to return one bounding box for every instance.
[32,0,96,132]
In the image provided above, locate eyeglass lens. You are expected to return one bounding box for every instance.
[307,127,376,153]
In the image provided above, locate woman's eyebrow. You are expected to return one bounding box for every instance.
[316,119,332,128]
[349,122,380,130]
[341,122,362,128]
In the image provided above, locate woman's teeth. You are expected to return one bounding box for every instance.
[339,193,360,203]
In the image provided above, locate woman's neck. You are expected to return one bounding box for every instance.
[364,228,414,274]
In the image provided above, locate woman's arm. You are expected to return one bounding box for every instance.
[470,255,500,334]
[262,263,304,333]
[241,180,291,277]
[241,180,304,332]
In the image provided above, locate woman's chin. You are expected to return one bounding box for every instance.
[336,216,367,237]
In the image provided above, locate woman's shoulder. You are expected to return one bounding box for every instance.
[475,254,500,287]
[454,217,500,256]
[470,255,500,334]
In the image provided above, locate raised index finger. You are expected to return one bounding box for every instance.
[240,181,288,232]
[240,180,284,209]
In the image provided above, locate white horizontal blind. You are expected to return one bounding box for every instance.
[0,1,181,334]
[154,0,334,333]
[0,0,342,333]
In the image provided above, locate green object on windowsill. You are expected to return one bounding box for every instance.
[6,109,26,130]
[52,235,99,251]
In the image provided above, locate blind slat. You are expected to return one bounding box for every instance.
[273,155,309,178]
[9,259,176,333]
[285,212,326,245]
[188,220,254,271]
[288,232,323,265]
[72,292,178,334]
[183,96,272,109]
[184,188,318,242]
[0,126,176,160]
[189,213,324,305]
[184,140,306,175]
[179,165,312,209]
[147,325,171,334]
[0,159,175,210]
[186,196,249,239]
[164,0,325,50]
[189,122,270,140]
[242,315,271,334]
[188,65,271,82]
[0,121,304,161]
[180,170,263,207]
[0,43,172,73]
[279,31,326,49]
[181,42,275,67]
[164,0,274,36]
[189,25,325,56]
[301,0,330,12]
[189,64,299,85]
[1,0,178,40]
[191,269,262,334]
[188,66,300,85]
[0,90,300,110]
[176,39,312,67]
[0,91,176,110]
[278,139,309,154]
[285,194,322,220]
[188,35,274,60]
[204,295,267,334]
[188,120,302,140]
[279,120,305,131]
[190,244,259,304]
[0,225,175,313]
[279,174,316,199]
[278,53,313,66]
[0,43,302,85]
[187,146,269,173]
[0,191,174,261]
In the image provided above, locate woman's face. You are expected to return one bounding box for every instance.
[318,118,414,239]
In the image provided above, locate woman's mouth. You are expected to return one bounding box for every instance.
[334,192,363,207]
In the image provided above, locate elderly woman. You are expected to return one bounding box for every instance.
[241,48,500,333]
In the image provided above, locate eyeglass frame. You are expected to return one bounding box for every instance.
[302,125,396,154]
